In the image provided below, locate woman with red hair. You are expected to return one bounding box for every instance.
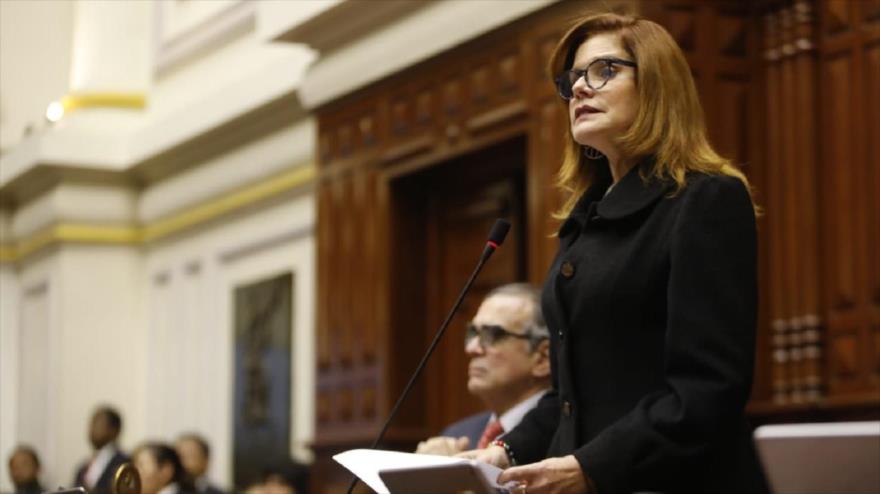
[464,12,769,494]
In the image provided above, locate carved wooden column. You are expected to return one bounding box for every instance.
[790,1,823,404]
[762,0,824,407]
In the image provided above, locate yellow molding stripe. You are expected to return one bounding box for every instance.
[0,165,315,263]
[14,224,141,260]
[61,92,147,112]
[141,165,316,242]
[0,245,15,263]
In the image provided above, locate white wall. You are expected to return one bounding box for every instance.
[6,253,60,490]
[52,245,147,487]
[0,263,21,493]
[256,0,341,42]
[0,244,145,491]
[0,0,73,151]
[144,190,315,488]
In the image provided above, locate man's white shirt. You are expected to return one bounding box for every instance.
[84,443,117,488]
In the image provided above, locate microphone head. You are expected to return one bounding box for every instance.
[487,219,511,247]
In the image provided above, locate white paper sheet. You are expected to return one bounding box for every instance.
[333,448,508,494]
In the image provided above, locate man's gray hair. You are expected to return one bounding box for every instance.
[486,283,549,348]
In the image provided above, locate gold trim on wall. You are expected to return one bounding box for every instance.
[13,224,141,260]
[0,245,16,263]
[0,165,315,263]
[61,92,147,113]
[142,164,315,242]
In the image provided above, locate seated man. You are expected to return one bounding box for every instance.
[73,406,129,494]
[7,445,44,494]
[416,283,550,455]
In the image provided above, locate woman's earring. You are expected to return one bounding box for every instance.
[583,146,604,160]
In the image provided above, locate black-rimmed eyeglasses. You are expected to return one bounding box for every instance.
[465,323,533,348]
[554,57,638,100]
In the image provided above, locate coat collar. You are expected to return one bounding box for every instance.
[558,158,670,238]
[596,158,671,220]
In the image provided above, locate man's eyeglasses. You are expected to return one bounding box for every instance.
[554,57,638,100]
[465,323,533,348]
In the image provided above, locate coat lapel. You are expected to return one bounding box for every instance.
[595,159,672,220]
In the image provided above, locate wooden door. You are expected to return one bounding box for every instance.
[387,136,527,439]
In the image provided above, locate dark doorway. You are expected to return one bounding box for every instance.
[389,135,528,436]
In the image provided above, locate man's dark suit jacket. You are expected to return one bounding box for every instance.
[74,450,129,494]
[14,480,44,494]
[441,411,492,449]
[502,162,769,494]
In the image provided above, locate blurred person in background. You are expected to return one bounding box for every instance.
[416,283,551,456]
[133,442,192,494]
[175,433,224,494]
[74,406,129,493]
[243,459,310,494]
[7,445,44,494]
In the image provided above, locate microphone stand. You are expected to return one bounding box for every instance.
[345,221,509,494]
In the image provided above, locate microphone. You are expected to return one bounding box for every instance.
[482,218,511,259]
[345,219,510,494]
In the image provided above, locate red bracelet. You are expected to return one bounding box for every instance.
[491,439,517,466]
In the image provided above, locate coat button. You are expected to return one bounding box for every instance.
[557,329,564,340]
[560,261,575,278]
[562,401,572,417]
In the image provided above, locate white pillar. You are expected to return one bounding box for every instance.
[67,0,153,111]
[0,212,20,492]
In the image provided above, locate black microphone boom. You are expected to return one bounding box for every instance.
[345,219,510,494]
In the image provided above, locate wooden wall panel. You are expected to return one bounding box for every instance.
[335,175,354,366]
[349,172,369,364]
[823,54,858,312]
[714,78,749,163]
[867,42,880,390]
[527,98,566,282]
[316,182,333,370]
[818,0,880,405]
[763,9,789,404]
[792,2,823,403]
[525,25,567,282]
[868,44,880,308]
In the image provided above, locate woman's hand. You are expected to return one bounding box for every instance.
[455,445,511,469]
[415,436,470,456]
[497,455,591,494]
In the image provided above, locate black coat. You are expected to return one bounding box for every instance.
[502,162,769,493]
[14,480,43,494]
[74,450,129,494]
